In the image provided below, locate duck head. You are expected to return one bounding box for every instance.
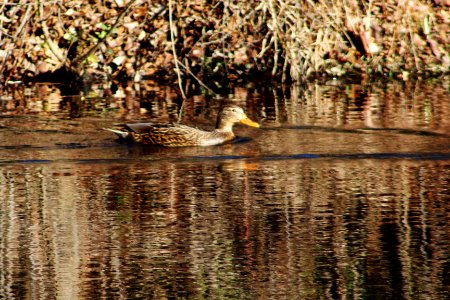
[215,105,260,131]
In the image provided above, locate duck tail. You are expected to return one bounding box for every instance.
[104,128,130,139]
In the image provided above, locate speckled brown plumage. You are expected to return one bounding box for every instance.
[106,105,259,147]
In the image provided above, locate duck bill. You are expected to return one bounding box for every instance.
[240,116,260,128]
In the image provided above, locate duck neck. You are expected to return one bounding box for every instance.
[215,119,234,132]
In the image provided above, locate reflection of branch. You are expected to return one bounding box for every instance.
[38,0,65,66]
[73,0,138,66]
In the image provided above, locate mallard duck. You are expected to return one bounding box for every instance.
[106,105,260,147]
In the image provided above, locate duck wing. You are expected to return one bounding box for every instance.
[124,122,176,134]
[125,123,206,146]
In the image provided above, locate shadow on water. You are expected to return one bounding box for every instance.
[0,79,449,299]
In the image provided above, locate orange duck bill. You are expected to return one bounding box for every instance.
[240,116,260,128]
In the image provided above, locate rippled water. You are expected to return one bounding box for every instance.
[0,79,449,299]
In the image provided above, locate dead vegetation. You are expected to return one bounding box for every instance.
[0,0,448,86]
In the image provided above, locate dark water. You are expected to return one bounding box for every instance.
[0,80,449,299]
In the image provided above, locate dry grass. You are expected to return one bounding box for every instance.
[0,0,448,85]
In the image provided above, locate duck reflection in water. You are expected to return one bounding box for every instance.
[106,105,260,147]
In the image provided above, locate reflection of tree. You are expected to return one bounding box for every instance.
[1,158,448,299]
[1,80,448,137]
[262,80,450,135]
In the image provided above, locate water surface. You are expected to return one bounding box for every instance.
[0,79,449,299]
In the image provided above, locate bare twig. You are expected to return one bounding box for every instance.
[0,2,34,79]
[38,0,66,66]
[1,0,447,81]
[268,0,280,76]
[177,60,216,95]
[73,0,138,67]
[168,0,187,122]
